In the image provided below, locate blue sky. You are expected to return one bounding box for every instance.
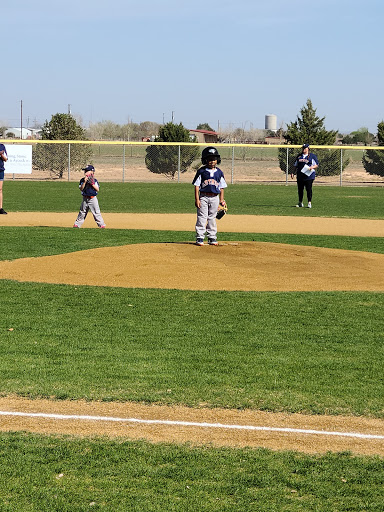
[2,0,383,134]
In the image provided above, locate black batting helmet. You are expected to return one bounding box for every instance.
[201,146,221,165]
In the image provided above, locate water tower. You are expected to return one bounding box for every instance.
[265,114,277,132]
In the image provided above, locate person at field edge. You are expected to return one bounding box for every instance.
[73,165,106,228]
[291,143,319,208]
[192,146,227,246]
[0,143,8,214]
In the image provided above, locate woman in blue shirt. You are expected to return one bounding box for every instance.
[291,143,319,208]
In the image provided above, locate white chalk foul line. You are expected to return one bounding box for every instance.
[0,410,383,440]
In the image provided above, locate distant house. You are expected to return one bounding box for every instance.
[189,129,218,144]
[265,136,286,145]
[5,127,41,140]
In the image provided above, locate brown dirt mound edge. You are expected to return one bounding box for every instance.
[1,241,384,291]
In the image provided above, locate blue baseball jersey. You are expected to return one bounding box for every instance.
[79,177,99,196]
[192,166,227,194]
[294,152,319,180]
[0,144,7,172]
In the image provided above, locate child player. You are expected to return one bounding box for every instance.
[73,165,106,228]
[0,143,8,214]
[192,146,227,246]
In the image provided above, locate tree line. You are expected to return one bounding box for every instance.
[31,103,384,178]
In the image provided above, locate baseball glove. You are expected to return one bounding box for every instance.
[86,173,95,185]
[216,201,228,220]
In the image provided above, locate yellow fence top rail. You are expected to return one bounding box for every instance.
[0,139,380,151]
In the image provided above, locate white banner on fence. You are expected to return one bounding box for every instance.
[4,145,32,174]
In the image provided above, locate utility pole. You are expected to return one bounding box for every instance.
[20,100,23,139]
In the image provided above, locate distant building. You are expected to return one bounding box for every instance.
[189,129,218,144]
[5,127,41,139]
[265,136,286,144]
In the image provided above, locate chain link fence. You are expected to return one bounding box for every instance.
[2,141,384,186]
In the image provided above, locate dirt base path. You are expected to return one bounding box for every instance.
[0,397,383,456]
[1,212,384,237]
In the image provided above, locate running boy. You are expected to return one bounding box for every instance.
[192,146,227,246]
[73,165,106,228]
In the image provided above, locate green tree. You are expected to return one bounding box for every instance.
[362,121,384,176]
[196,122,214,132]
[145,122,199,179]
[100,121,122,140]
[343,127,374,145]
[279,99,348,176]
[341,134,355,145]
[378,121,384,145]
[33,113,91,178]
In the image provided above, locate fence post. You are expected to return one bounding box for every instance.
[177,145,181,183]
[286,147,289,185]
[231,146,234,184]
[123,144,126,183]
[68,143,71,181]
[340,148,343,187]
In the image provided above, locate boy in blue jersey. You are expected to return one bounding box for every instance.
[73,165,106,228]
[0,143,8,214]
[192,146,227,246]
[291,143,319,208]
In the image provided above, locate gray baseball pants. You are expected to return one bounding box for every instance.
[74,196,105,227]
[195,194,219,239]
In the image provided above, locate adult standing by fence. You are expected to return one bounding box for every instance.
[0,143,8,214]
[291,143,318,208]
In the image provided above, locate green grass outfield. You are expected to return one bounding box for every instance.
[0,432,383,512]
[1,279,383,416]
[3,181,384,219]
[0,183,383,510]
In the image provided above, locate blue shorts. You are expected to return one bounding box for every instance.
[0,171,4,181]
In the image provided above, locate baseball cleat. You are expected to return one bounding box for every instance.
[296,203,304,208]
[208,238,218,246]
[196,238,204,246]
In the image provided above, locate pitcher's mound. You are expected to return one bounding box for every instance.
[1,242,383,291]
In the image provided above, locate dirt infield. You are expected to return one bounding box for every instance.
[1,213,383,454]
[1,211,384,237]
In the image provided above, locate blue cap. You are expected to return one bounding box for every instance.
[82,165,95,172]
[302,143,310,149]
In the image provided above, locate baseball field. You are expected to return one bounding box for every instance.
[0,181,383,510]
